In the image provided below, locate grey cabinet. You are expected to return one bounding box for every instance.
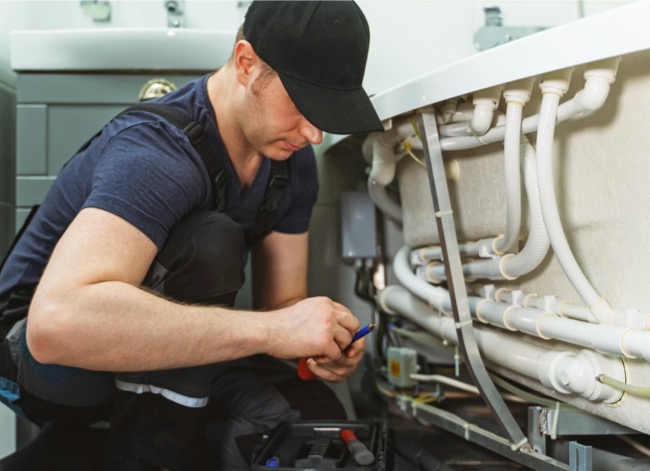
[14,73,203,227]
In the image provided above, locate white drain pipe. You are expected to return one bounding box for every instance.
[440,57,620,152]
[395,246,650,361]
[416,137,549,281]
[494,78,535,254]
[377,285,624,404]
[535,67,616,324]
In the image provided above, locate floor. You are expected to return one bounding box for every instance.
[378,400,528,470]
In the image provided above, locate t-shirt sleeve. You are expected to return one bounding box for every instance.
[82,121,208,249]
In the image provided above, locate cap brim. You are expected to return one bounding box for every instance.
[279,73,384,135]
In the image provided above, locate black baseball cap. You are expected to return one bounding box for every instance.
[244,1,384,135]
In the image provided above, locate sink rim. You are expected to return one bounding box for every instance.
[11,27,237,72]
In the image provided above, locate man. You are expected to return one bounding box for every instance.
[0,1,383,469]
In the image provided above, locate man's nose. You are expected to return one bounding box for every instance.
[300,120,323,145]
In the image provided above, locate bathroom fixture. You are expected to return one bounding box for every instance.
[10,29,235,72]
[80,0,111,23]
[473,6,545,51]
[164,0,185,28]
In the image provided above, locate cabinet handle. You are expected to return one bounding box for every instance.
[138,78,177,101]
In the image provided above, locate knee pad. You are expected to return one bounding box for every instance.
[144,210,245,304]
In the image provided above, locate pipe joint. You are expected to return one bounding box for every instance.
[503,76,536,105]
[538,350,624,403]
[583,56,620,83]
[589,324,632,357]
[470,85,504,135]
[539,68,574,97]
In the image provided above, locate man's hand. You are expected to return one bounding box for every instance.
[265,296,359,363]
[301,337,367,382]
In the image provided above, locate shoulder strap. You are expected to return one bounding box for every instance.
[0,205,40,275]
[245,159,290,247]
[74,103,227,211]
[121,103,227,212]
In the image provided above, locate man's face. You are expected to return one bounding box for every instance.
[239,69,323,160]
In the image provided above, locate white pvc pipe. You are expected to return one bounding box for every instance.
[410,239,493,265]
[494,99,524,254]
[393,246,451,311]
[492,77,535,255]
[421,141,548,282]
[438,120,471,137]
[368,178,402,223]
[470,84,504,135]
[500,138,550,278]
[396,246,650,363]
[366,120,418,223]
[535,72,615,323]
[370,129,399,186]
[377,285,624,403]
[495,289,650,329]
[439,58,620,152]
[500,289,597,324]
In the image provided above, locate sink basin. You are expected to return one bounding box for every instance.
[10,28,236,72]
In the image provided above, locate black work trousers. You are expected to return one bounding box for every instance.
[2,210,346,471]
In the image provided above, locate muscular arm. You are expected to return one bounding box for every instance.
[251,231,309,310]
[27,208,358,371]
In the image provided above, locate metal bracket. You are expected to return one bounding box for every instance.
[569,442,593,471]
[415,111,527,449]
[474,6,545,51]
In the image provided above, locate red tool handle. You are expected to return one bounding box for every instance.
[297,357,317,380]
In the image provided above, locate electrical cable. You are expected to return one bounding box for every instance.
[597,374,650,398]
[489,374,561,408]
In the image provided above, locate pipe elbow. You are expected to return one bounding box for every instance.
[470,85,504,135]
[470,104,494,135]
[574,79,611,112]
[370,133,397,185]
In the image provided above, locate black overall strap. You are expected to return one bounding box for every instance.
[0,205,40,275]
[79,103,289,241]
[118,103,227,212]
[245,159,290,247]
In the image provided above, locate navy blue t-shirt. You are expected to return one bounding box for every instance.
[0,75,319,296]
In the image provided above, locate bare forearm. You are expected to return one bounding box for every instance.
[28,280,269,371]
[28,281,360,373]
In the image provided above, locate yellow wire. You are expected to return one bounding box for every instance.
[402,141,425,167]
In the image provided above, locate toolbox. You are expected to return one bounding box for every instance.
[251,420,389,470]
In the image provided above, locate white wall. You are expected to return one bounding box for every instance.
[1,1,630,89]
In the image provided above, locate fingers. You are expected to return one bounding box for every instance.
[332,301,360,333]
[309,339,366,382]
[306,355,359,383]
[344,338,367,358]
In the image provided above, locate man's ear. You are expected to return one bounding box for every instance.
[233,40,257,86]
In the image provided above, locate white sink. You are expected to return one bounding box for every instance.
[10,28,236,72]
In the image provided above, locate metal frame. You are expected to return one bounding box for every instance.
[415,111,527,449]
